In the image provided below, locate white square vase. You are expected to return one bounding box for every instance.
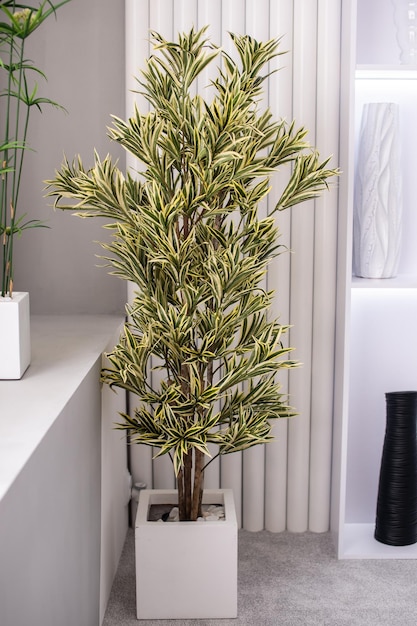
[135,488,238,620]
[0,291,31,379]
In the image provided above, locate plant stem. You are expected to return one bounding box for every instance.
[1,1,16,296]
[192,449,204,520]
[1,1,70,295]
[177,466,185,520]
[183,451,192,520]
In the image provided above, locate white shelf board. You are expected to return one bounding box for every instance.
[356,66,417,80]
[352,275,417,288]
[0,315,124,503]
[341,524,417,559]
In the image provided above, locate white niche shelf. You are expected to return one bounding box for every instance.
[332,0,417,559]
[339,288,417,559]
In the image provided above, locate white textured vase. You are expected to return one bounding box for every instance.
[353,102,402,279]
[391,0,417,64]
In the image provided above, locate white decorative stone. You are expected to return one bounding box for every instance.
[0,292,31,379]
[207,505,225,518]
[353,102,402,278]
[135,489,238,620]
[168,506,179,521]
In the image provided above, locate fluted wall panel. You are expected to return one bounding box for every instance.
[309,0,341,532]
[125,0,342,532]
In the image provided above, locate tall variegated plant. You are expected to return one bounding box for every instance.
[0,0,70,297]
[47,28,338,521]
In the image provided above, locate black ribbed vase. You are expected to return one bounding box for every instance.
[374,391,417,546]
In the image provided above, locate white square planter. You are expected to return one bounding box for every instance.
[135,488,238,620]
[0,292,31,379]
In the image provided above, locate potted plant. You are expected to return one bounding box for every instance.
[0,0,70,379]
[46,27,338,619]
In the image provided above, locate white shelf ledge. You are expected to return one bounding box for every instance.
[352,275,417,289]
[341,524,417,559]
[0,315,124,503]
[356,66,417,79]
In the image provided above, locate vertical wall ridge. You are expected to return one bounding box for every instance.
[286,0,318,533]
[309,0,342,533]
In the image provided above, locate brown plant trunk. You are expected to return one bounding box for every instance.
[191,449,205,520]
[178,359,192,520]
[178,450,205,521]
[178,451,193,521]
[177,466,185,520]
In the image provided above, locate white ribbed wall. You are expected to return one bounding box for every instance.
[125,0,342,532]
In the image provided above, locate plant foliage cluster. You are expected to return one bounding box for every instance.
[47,28,338,520]
[0,0,70,297]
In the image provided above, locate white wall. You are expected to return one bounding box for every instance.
[346,288,417,523]
[356,0,399,65]
[12,0,126,315]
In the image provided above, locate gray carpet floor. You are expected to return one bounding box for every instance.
[103,529,417,626]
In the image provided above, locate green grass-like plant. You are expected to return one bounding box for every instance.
[0,0,70,297]
[47,27,339,521]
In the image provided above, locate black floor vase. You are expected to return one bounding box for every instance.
[375,391,417,546]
